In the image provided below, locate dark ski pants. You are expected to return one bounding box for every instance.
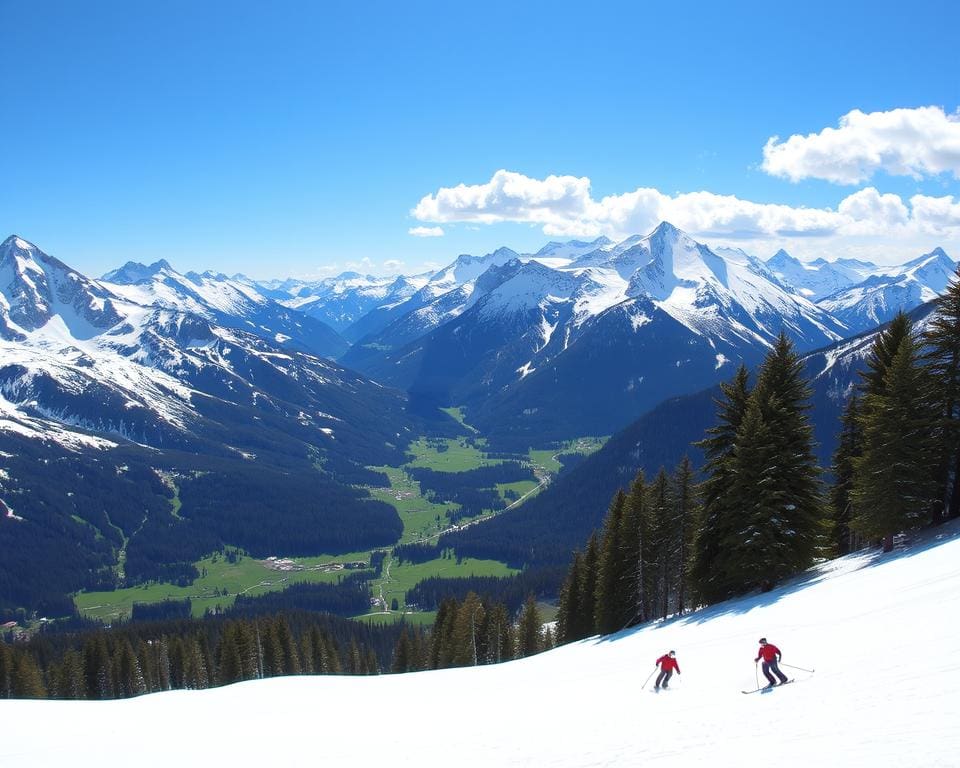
[762,659,788,685]
[655,669,673,689]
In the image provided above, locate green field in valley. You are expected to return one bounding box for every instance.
[75,550,372,622]
[73,430,604,625]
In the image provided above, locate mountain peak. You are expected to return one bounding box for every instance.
[650,221,682,238]
[102,259,175,284]
[1,234,37,252]
[768,248,798,266]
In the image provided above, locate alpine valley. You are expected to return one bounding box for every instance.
[0,226,955,620]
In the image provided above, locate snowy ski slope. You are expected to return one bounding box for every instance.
[3,523,959,767]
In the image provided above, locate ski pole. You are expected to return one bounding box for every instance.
[754,661,759,690]
[780,663,815,673]
[643,668,657,689]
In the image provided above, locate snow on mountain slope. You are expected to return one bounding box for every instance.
[0,236,415,463]
[99,256,347,359]
[6,522,957,768]
[766,249,871,300]
[818,248,958,334]
[271,272,431,336]
[529,236,612,267]
[428,246,520,292]
[1,235,123,341]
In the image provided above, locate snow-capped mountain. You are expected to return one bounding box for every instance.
[0,235,414,468]
[99,256,348,359]
[345,223,851,444]
[0,235,124,341]
[817,247,957,334]
[528,236,612,267]
[765,249,874,301]
[269,271,432,339]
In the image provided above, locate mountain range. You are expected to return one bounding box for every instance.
[0,226,956,614]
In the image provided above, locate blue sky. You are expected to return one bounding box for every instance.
[2,0,958,278]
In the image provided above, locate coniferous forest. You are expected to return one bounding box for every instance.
[556,270,960,642]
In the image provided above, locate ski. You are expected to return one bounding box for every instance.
[742,679,794,694]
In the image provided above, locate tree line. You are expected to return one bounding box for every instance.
[391,592,552,672]
[0,610,406,700]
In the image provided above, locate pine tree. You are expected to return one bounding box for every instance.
[578,532,600,638]
[392,627,412,673]
[620,471,649,627]
[137,641,157,694]
[830,395,865,555]
[450,592,485,666]
[83,635,113,699]
[852,331,938,550]
[749,332,824,574]
[482,603,512,663]
[54,649,86,699]
[556,551,583,643]
[691,365,751,603]
[647,469,674,620]
[594,490,629,634]
[299,631,315,674]
[860,312,913,396]
[275,616,301,675]
[0,641,12,698]
[672,456,697,615]
[924,266,960,520]
[515,596,543,657]
[429,598,458,669]
[11,652,46,699]
[113,638,146,698]
[216,624,245,685]
[720,397,790,591]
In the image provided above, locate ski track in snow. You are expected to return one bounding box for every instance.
[3,524,959,767]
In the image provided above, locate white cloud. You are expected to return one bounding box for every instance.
[412,170,960,263]
[412,169,940,240]
[408,226,445,237]
[382,259,404,272]
[762,106,960,184]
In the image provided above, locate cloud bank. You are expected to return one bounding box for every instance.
[412,169,960,244]
[762,106,960,184]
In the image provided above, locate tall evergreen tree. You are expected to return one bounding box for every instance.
[691,365,751,603]
[672,456,697,615]
[482,603,512,664]
[830,395,865,555]
[647,469,674,620]
[749,332,824,573]
[620,471,650,626]
[578,532,600,639]
[11,652,46,699]
[555,551,583,644]
[83,635,113,699]
[515,596,543,657]
[860,312,913,396]
[429,598,458,669]
[450,592,485,666]
[852,331,938,550]
[594,490,629,634]
[720,398,791,592]
[0,642,12,698]
[924,266,960,520]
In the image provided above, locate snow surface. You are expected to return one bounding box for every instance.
[4,523,959,767]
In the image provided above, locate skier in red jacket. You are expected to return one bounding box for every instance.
[654,650,680,690]
[755,638,788,688]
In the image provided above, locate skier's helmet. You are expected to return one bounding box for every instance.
[759,638,767,644]
[669,650,675,656]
